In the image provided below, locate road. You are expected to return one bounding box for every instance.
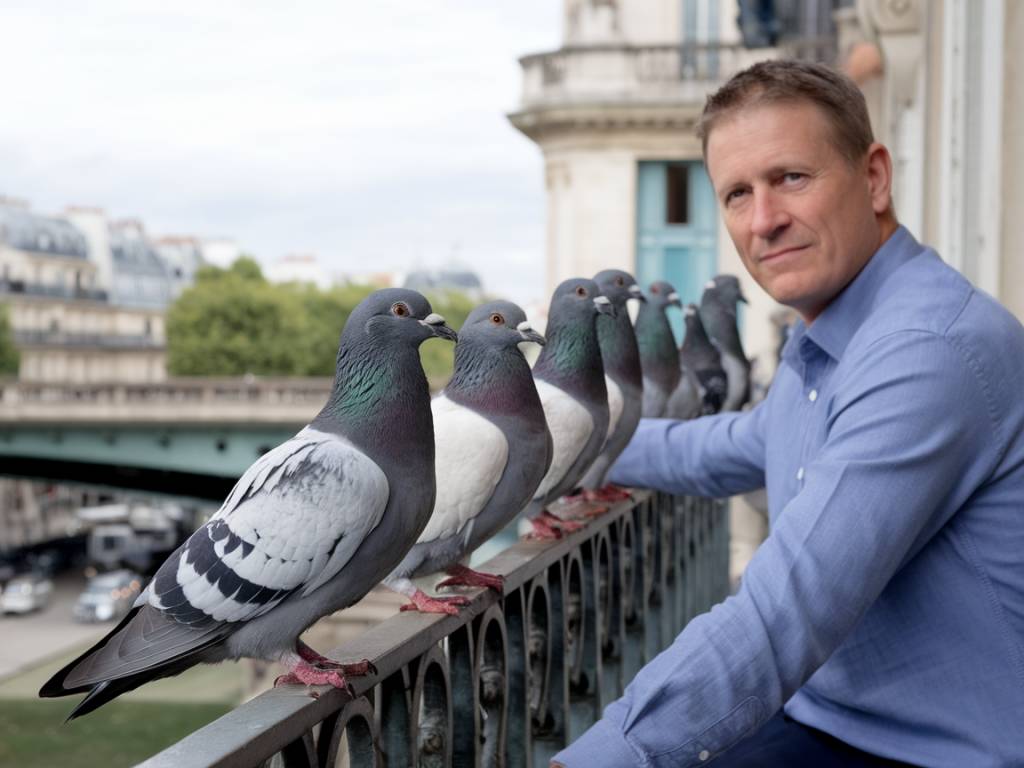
[0,572,106,681]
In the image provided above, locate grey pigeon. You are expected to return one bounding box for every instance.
[636,280,682,418]
[383,301,551,614]
[580,269,644,497]
[522,278,614,538]
[700,275,750,411]
[668,304,727,418]
[40,289,457,719]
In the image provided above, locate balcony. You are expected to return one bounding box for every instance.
[516,40,834,111]
[12,330,164,350]
[0,278,109,303]
[139,491,729,767]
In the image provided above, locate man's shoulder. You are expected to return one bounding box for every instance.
[855,249,1022,352]
[848,248,1024,410]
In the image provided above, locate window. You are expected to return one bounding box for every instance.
[666,164,690,225]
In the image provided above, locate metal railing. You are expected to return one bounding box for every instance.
[13,330,165,350]
[0,278,109,303]
[141,491,729,767]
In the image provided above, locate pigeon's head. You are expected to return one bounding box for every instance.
[460,300,545,348]
[594,269,645,308]
[350,288,458,346]
[647,281,682,310]
[704,275,748,306]
[549,277,615,322]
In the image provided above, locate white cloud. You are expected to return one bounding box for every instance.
[0,0,561,303]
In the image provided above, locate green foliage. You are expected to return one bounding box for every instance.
[0,303,19,375]
[166,258,478,383]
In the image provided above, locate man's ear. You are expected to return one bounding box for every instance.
[864,142,893,216]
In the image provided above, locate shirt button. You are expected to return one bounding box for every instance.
[699,750,710,761]
[808,389,818,402]
[796,467,805,481]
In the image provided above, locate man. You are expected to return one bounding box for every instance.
[553,61,1024,767]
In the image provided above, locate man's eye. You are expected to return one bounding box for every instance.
[725,189,746,204]
[782,172,805,184]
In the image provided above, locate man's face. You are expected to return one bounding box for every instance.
[706,101,888,323]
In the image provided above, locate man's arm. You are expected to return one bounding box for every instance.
[555,330,1003,767]
[609,399,769,498]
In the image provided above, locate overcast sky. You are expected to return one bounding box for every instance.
[0,1,562,304]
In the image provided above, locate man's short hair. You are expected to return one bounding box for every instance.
[697,60,874,166]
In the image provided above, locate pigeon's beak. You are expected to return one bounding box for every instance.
[421,313,458,342]
[594,295,616,317]
[516,321,546,346]
[667,291,682,308]
[628,284,647,302]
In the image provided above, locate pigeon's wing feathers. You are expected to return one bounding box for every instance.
[604,375,624,442]
[533,379,593,499]
[52,428,390,694]
[152,426,389,622]
[418,395,509,543]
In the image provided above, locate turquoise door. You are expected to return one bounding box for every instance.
[636,161,718,339]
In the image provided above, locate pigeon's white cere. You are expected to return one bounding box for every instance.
[668,292,680,304]
[532,379,594,499]
[705,280,716,289]
[418,396,509,543]
[605,375,624,443]
[685,306,697,317]
[422,313,446,326]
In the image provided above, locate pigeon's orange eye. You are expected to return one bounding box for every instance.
[615,276,625,286]
[651,285,660,294]
[490,313,504,325]
[575,286,588,297]
[391,302,410,317]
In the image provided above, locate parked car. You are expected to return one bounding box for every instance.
[0,573,54,615]
[73,569,143,623]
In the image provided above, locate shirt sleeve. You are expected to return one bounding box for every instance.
[554,330,1003,768]
[607,398,769,498]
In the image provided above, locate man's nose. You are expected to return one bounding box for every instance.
[749,189,789,240]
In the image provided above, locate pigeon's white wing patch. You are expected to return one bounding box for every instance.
[605,375,624,442]
[150,427,389,624]
[533,379,593,499]
[418,396,508,544]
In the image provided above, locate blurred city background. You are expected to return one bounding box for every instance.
[1,0,1020,765]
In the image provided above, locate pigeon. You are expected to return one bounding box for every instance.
[700,275,750,411]
[383,301,551,614]
[521,278,614,538]
[39,289,457,719]
[636,280,682,418]
[667,304,727,418]
[579,269,644,499]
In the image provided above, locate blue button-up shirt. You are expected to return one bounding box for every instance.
[554,227,1024,767]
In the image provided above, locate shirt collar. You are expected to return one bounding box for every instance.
[784,225,923,363]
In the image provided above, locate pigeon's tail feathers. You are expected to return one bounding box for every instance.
[39,604,230,710]
[64,649,209,721]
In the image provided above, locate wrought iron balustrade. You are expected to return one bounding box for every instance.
[141,490,729,768]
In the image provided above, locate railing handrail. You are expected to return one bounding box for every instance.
[140,490,730,767]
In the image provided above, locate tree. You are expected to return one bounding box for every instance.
[166,258,480,384]
[0,303,19,376]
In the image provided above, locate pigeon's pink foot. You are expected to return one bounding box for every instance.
[275,661,353,692]
[587,484,632,503]
[526,510,583,540]
[437,564,505,593]
[295,642,377,676]
[398,588,470,615]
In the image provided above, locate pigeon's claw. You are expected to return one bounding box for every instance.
[275,662,353,692]
[295,643,377,677]
[437,564,505,593]
[400,589,471,615]
[588,484,633,503]
[526,511,584,539]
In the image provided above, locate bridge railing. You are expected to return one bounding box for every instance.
[140,491,729,768]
